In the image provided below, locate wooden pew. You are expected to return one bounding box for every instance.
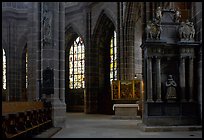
[2,101,52,138]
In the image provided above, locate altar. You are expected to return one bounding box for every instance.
[112,104,139,119]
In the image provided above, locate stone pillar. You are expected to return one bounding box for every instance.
[147,57,153,102]
[52,2,66,127]
[180,56,186,102]
[26,2,39,101]
[189,56,194,102]
[156,56,162,102]
[59,2,65,102]
[40,2,66,127]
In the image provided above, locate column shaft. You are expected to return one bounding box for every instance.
[189,57,194,102]
[156,57,162,102]
[147,57,153,102]
[180,57,186,102]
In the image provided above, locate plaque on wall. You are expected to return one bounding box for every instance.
[43,67,54,95]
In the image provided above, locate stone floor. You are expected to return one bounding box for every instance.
[49,112,202,138]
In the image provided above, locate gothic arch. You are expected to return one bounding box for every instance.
[103,8,117,30]
[93,10,115,47]
[65,24,85,50]
[2,39,8,55]
[21,44,28,101]
[17,30,29,58]
[65,24,85,112]
[90,11,115,114]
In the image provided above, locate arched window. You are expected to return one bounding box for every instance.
[110,31,117,81]
[69,37,85,89]
[22,46,28,101]
[3,49,6,90]
[25,49,28,88]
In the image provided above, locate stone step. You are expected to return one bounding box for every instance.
[34,127,62,138]
[137,123,202,132]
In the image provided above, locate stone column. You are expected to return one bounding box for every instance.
[59,2,65,102]
[189,56,194,102]
[156,56,162,102]
[26,2,40,101]
[52,2,66,127]
[147,57,153,102]
[180,56,186,102]
[41,2,66,127]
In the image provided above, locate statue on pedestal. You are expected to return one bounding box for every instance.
[146,19,162,40]
[178,20,195,41]
[156,6,162,22]
[174,8,181,23]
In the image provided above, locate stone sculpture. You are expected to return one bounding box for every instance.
[146,19,162,40]
[165,75,177,101]
[174,8,181,23]
[156,6,162,22]
[179,20,195,41]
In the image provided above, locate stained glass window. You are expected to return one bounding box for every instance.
[110,31,117,81]
[69,37,85,89]
[3,49,6,90]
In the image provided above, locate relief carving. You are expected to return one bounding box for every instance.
[42,3,52,45]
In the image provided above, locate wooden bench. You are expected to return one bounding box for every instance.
[112,104,139,119]
[2,101,52,138]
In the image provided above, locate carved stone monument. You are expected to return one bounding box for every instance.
[140,7,201,126]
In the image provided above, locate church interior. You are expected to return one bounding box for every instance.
[2,2,202,138]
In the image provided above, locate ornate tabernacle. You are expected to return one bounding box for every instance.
[141,7,201,126]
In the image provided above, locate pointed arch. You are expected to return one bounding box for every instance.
[21,43,28,101]
[93,10,116,48]
[65,24,86,112]
[17,30,29,56]
[90,10,116,114]
[65,24,85,48]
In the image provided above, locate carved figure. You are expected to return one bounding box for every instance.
[165,75,177,101]
[188,21,195,39]
[146,19,162,40]
[156,6,162,22]
[174,8,181,23]
[179,20,195,41]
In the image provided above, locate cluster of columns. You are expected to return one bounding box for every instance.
[146,56,194,102]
